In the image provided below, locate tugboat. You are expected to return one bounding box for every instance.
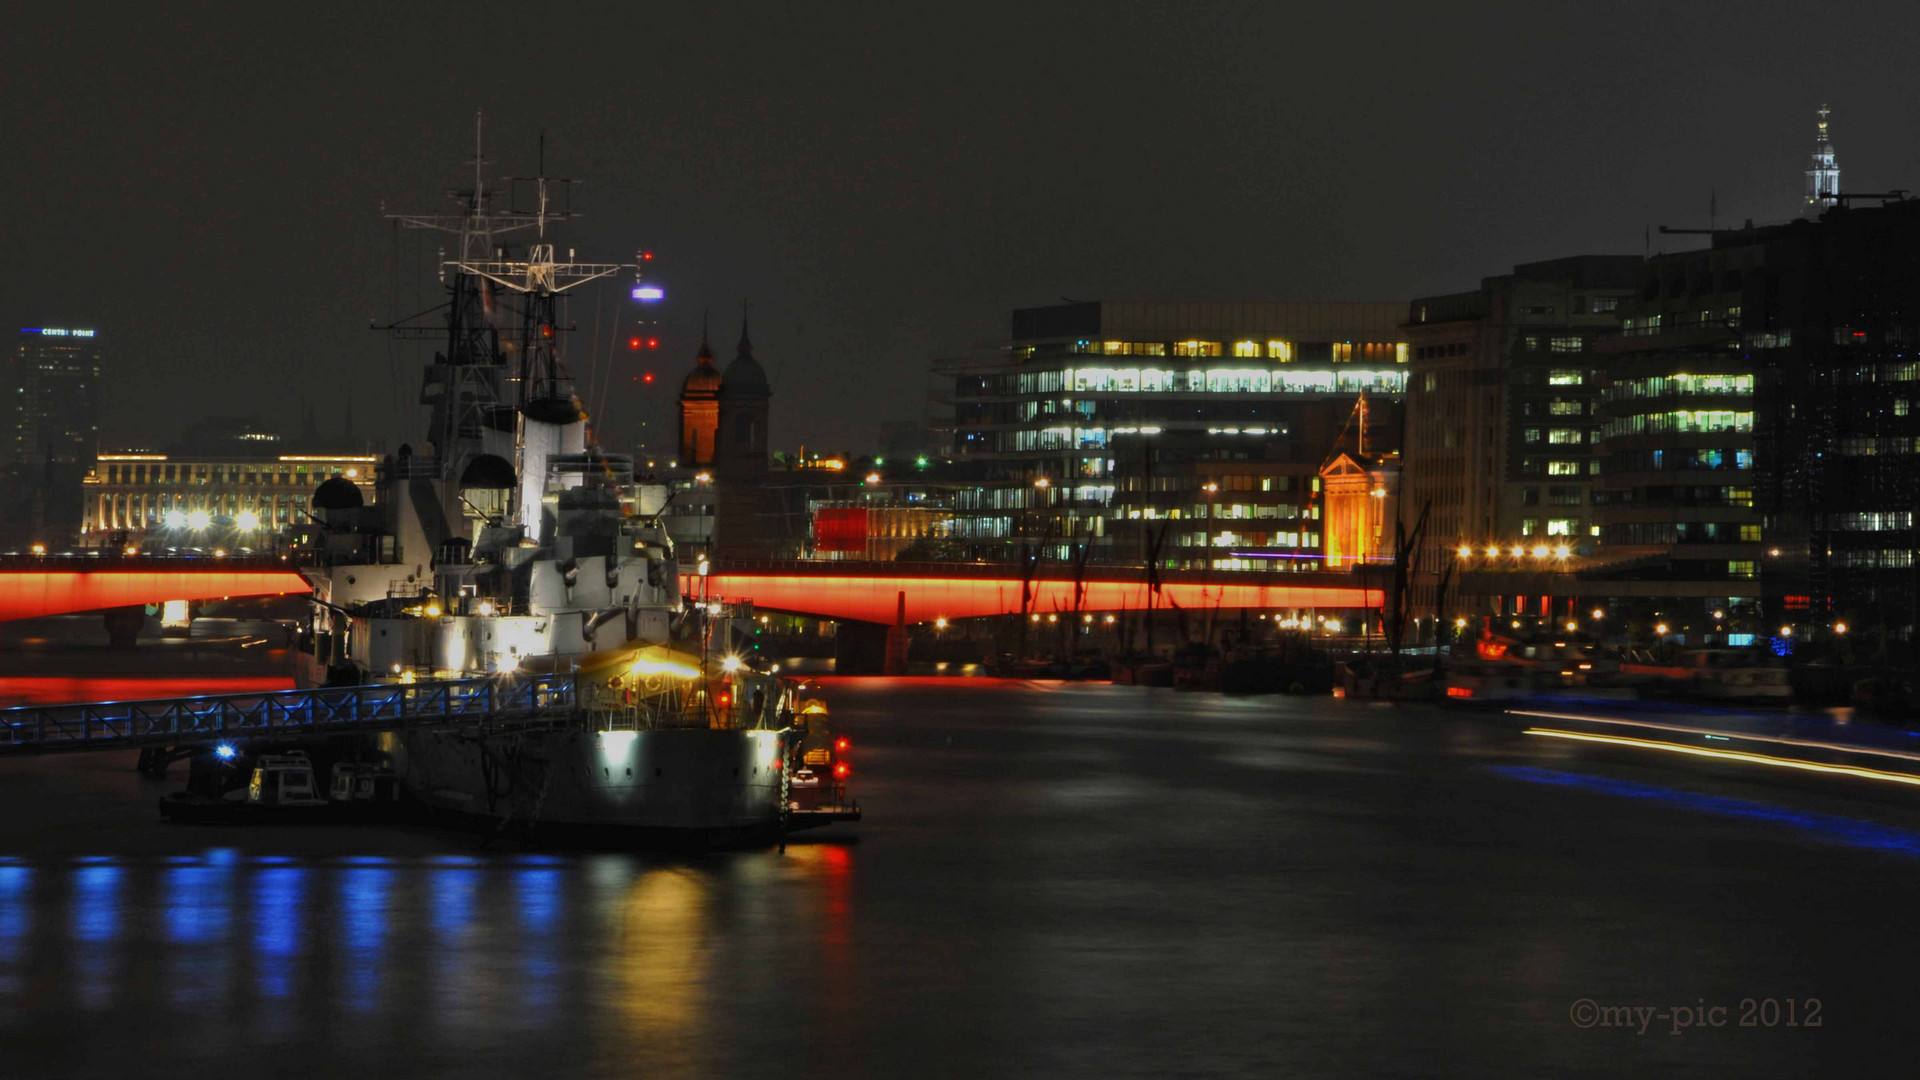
[268,121,857,847]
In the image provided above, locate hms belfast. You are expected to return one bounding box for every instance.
[286,120,856,846]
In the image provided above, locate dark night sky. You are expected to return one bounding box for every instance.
[6,3,1918,457]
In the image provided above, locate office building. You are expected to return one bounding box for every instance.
[940,300,1409,564]
[1402,257,1641,554]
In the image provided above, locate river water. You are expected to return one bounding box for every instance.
[3,670,1918,1077]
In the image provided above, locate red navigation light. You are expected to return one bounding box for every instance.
[646,337,659,350]
[642,372,655,384]
[541,325,554,338]
[834,737,849,753]
[717,692,732,707]
[833,762,850,779]
[629,337,642,350]
[641,251,654,261]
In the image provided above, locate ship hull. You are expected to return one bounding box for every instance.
[385,725,788,849]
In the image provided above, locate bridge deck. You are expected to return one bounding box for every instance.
[0,676,578,756]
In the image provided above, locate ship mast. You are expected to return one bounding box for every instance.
[381,111,546,476]
[436,136,646,536]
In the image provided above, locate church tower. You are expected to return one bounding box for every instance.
[1806,103,1840,213]
[677,320,722,466]
[714,311,772,556]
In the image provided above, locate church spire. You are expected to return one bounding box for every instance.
[737,301,754,360]
[696,310,713,361]
[1806,103,1840,212]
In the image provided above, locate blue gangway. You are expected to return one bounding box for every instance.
[0,675,578,755]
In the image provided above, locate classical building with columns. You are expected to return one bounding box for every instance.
[82,450,375,550]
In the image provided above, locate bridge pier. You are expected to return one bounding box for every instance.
[102,606,145,649]
[834,621,890,675]
[884,590,909,675]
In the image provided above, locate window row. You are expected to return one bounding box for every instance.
[1603,373,1754,401]
[1819,511,1916,531]
[1604,448,1754,472]
[1064,367,1409,395]
[1600,410,1753,437]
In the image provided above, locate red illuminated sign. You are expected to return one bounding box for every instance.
[814,508,869,553]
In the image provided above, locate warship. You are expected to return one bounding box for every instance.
[286,118,856,845]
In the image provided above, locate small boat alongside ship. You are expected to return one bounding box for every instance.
[160,752,401,825]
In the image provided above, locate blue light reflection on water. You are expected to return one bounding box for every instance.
[430,866,479,1031]
[165,865,230,945]
[252,867,307,999]
[69,862,122,1010]
[0,865,28,954]
[430,867,477,935]
[1490,765,1920,856]
[0,865,30,996]
[515,867,563,1021]
[165,860,233,1008]
[339,866,392,1011]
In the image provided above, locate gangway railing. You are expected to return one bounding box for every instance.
[0,675,578,756]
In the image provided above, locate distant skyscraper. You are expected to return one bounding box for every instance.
[1806,104,1840,212]
[2,326,101,467]
[0,326,102,543]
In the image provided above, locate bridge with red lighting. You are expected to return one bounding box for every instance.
[0,555,311,623]
[682,559,1382,625]
[0,555,1382,628]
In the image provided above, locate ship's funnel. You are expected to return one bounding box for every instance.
[518,414,589,540]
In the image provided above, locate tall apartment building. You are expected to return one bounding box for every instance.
[940,300,1408,563]
[1402,257,1640,553]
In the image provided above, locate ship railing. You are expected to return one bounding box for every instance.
[0,674,580,755]
[583,703,719,732]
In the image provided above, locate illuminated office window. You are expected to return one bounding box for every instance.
[1267,340,1293,361]
[1233,340,1261,358]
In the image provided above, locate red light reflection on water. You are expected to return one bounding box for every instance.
[819,842,852,948]
[0,676,295,709]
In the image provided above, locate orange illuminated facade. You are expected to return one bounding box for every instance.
[1319,451,1398,569]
